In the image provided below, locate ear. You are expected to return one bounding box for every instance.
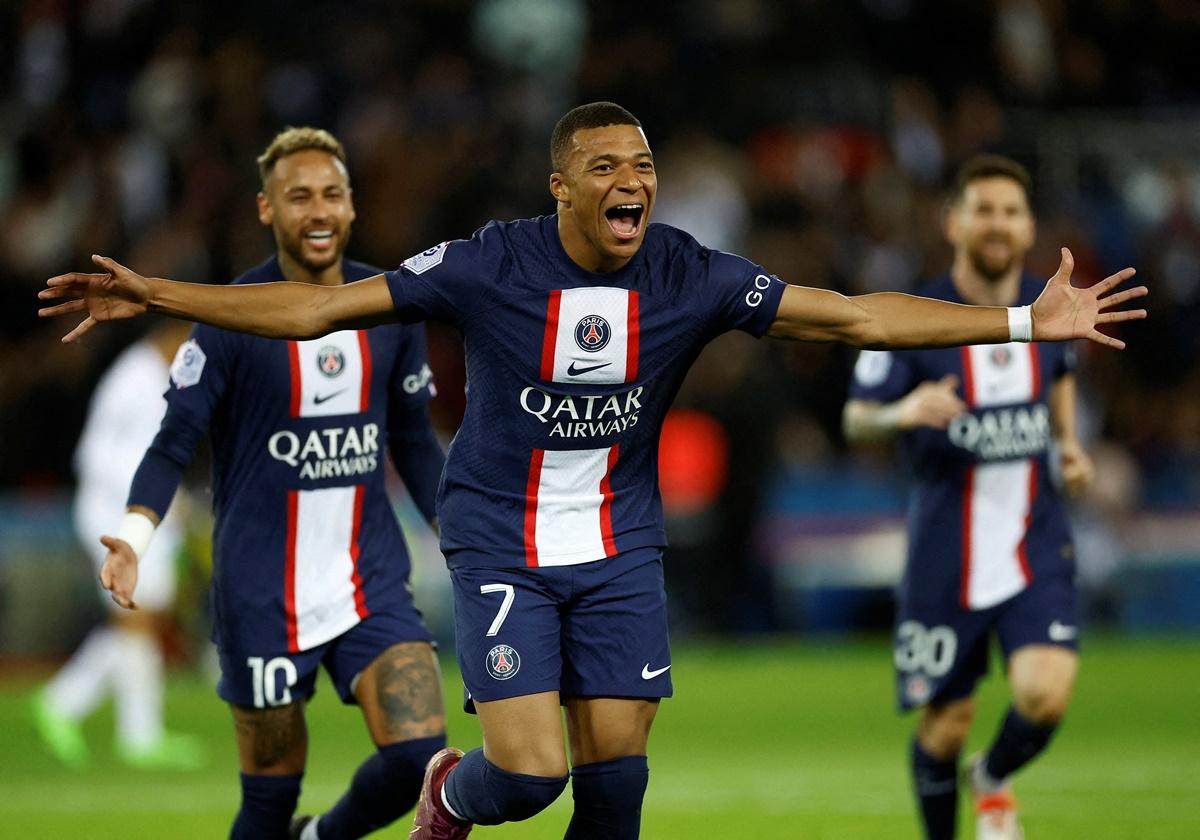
[942,202,959,245]
[256,192,273,226]
[549,172,570,206]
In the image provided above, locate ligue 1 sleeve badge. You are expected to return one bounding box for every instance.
[169,339,206,389]
[486,644,521,680]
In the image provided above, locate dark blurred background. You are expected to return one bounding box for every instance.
[3,0,1199,658]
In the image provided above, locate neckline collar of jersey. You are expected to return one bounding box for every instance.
[544,213,647,285]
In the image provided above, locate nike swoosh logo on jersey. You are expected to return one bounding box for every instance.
[1048,621,1078,642]
[567,361,613,376]
[641,663,671,680]
[313,389,348,404]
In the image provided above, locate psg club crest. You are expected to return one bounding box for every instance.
[904,674,932,706]
[990,346,1012,367]
[317,347,345,377]
[574,315,611,353]
[486,644,521,681]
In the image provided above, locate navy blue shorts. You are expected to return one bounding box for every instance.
[894,573,1078,711]
[450,548,673,712]
[216,608,433,709]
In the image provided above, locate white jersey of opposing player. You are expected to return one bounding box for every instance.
[73,340,182,611]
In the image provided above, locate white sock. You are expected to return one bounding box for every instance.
[300,816,322,840]
[973,755,1007,794]
[44,627,121,719]
[111,629,164,749]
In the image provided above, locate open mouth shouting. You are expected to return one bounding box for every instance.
[605,203,645,241]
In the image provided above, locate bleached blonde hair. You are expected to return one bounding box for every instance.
[256,127,347,186]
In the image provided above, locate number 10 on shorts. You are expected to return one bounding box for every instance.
[247,656,299,708]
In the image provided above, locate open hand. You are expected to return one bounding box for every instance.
[39,255,151,343]
[98,535,140,610]
[1032,248,1147,348]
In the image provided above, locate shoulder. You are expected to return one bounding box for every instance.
[1019,273,1043,305]
[231,256,281,286]
[343,258,385,282]
[644,222,703,258]
[913,275,957,302]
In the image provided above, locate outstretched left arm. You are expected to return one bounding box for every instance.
[767,248,1146,350]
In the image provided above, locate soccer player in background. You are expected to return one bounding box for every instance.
[82,127,449,840]
[843,156,1095,840]
[40,105,1145,840]
[32,318,206,770]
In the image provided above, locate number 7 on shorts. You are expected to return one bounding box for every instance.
[480,583,515,637]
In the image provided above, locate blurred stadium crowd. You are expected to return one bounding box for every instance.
[2,1,1199,634]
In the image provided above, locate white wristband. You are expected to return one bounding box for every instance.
[115,511,156,559]
[1007,305,1033,343]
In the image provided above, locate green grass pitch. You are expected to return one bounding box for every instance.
[2,637,1197,838]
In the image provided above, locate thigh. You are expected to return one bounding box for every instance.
[322,608,434,704]
[451,566,565,709]
[996,574,1079,657]
[560,555,673,702]
[565,696,659,766]
[353,641,446,746]
[230,700,308,774]
[475,691,568,777]
[894,599,992,711]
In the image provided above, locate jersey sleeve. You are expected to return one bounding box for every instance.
[384,224,505,325]
[848,349,919,404]
[701,248,789,337]
[126,325,230,516]
[387,323,436,411]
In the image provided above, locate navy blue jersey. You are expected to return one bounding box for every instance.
[850,274,1075,611]
[142,257,436,653]
[385,215,788,569]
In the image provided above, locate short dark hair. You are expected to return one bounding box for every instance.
[551,102,642,172]
[951,154,1033,206]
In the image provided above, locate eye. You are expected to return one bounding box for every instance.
[592,164,613,173]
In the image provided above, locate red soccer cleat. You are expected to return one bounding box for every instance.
[409,747,473,840]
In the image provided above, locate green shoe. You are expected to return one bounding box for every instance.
[30,691,89,769]
[115,731,209,770]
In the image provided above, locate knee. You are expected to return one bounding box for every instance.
[1014,683,1071,726]
[445,749,568,825]
[917,700,975,758]
[488,769,568,823]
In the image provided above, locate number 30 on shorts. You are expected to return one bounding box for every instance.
[894,621,958,678]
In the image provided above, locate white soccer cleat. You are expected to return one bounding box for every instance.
[969,754,1024,840]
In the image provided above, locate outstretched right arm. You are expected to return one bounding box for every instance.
[40,255,397,343]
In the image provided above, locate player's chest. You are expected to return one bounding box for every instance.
[920,342,1049,408]
[478,286,699,387]
[239,330,389,418]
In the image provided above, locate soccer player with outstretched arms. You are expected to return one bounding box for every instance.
[41,104,1145,840]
